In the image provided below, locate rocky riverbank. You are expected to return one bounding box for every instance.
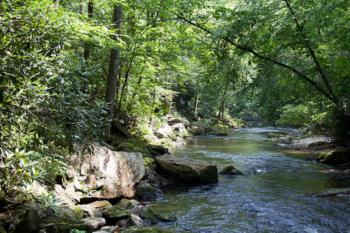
[0,114,245,233]
[0,143,220,233]
[267,128,350,173]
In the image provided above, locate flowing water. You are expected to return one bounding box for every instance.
[155,127,350,233]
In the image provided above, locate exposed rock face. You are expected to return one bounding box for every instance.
[66,144,145,200]
[155,155,218,184]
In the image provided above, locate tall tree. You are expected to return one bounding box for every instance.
[105,5,123,135]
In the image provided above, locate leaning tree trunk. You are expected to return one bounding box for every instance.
[105,5,122,136]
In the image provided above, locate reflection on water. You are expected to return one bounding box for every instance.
[156,128,350,233]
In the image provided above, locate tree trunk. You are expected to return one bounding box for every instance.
[105,5,122,136]
[83,0,94,60]
[118,58,133,112]
[194,95,199,117]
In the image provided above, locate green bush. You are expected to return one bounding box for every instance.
[276,104,309,127]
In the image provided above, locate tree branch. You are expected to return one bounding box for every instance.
[174,12,336,103]
[283,0,336,102]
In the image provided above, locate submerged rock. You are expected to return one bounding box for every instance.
[311,187,350,197]
[220,165,243,176]
[155,155,218,184]
[140,205,176,223]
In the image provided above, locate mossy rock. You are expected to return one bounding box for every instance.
[115,199,140,209]
[140,205,176,223]
[144,157,157,169]
[102,206,130,221]
[122,226,174,233]
[317,148,350,166]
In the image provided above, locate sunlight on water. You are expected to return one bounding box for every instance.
[156,128,350,233]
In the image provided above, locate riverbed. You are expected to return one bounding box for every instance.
[155,127,350,233]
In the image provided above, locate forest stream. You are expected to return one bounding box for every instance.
[153,128,350,233]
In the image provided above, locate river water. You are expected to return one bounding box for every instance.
[155,127,350,233]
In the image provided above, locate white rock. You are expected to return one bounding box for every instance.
[66,144,145,199]
[155,124,174,139]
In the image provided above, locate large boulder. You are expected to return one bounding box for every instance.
[292,136,332,149]
[155,155,218,184]
[66,144,145,200]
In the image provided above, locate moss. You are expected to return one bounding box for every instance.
[140,205,176,223]
[144,157,156,169]
[102,206,130,220]
[115,199,139,209]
